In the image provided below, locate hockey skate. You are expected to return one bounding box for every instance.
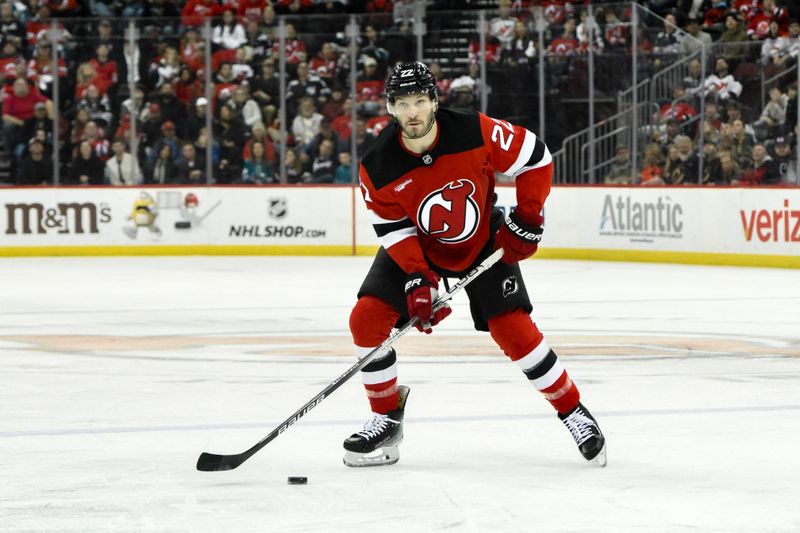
[559,402,607,467]
[343,385,410,467]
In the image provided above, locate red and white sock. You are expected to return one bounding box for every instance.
[514,340,580,414]
[356,346,399,414]
[350,295,402,414]
[488,309,580,414]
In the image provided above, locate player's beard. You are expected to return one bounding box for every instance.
[400,111,436,140]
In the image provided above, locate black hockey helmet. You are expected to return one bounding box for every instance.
[385,61,437,104]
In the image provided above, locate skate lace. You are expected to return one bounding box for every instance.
[563,409,596,446]
[357,413,393,440]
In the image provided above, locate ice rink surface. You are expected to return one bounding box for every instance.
[1,255,799,532]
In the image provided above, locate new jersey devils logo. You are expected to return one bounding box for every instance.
[416,179,480,243]
[502,276,518,298]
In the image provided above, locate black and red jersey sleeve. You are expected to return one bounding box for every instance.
[359,163,431,275]
[478,113,553,221]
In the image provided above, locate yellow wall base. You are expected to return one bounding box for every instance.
[0,245,353,257]
[1,245,797,269]
[537,248,800,269]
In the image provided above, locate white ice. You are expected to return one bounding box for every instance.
[1,256,799,532]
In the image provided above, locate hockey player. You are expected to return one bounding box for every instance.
[343,61,606,468]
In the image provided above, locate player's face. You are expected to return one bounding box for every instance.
[392,93,436,140]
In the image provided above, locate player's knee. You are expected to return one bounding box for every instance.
[349,295,400,347]
[488,308,544,361]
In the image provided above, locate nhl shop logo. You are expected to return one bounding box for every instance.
[268,197,288,219]
[416,179,480,244]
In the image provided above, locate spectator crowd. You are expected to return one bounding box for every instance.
[588,0,800,185]
[0,0,798,186]
[1,0,436,186]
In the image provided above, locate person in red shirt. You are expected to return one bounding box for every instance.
[734,0,759,18]
[746,0,789,40]
[356,56,383,114]
[179,28,204,70]
[548,17,580,57]
[88,44,118,91]
[212,63,239,109]
[3,78,50,166]
[703,3,728,30]
[237,0,266,22]
[308,41,338,84]
[79,120,111,162]
[322,85,346,122]
[603,8,628,50]
[48,0,78,14]
[0,42,22,82]
[367,96,391,136]
[542,0,573,25]
[331,97,353,140]
[342,62,606,468]
[242,121,276,163]
[25,5,51,47]
[270,23,306,64]
[658,85,698,124]
[25,5,71,49]
[75,62,111,98]
[468,37,502,64]
[181,0,224,28]
[175,67,203,107]
[367,0,393,12]
[26,42,66,97]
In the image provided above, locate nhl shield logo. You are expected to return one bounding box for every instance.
[422,154,433,165]
[502,276,518,298]
[268,197,287,219]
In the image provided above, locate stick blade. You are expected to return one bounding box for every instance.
[196,452,244,472]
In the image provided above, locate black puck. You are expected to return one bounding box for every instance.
[287,476,307,485]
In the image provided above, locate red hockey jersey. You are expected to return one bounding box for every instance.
[359,107,552,274]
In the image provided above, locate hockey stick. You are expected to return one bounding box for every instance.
[196,247,505,472]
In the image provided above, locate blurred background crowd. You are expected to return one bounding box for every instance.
[0,0,798,187]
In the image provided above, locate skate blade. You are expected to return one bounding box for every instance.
[593,444,607,468]
[343,446,399,468]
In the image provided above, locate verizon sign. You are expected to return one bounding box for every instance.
[4,202,112,235]
[740,198,800,243]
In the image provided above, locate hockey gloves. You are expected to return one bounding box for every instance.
[404,271,452,334]
[494,210,544,264]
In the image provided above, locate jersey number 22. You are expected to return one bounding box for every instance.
[491,119,514,151]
